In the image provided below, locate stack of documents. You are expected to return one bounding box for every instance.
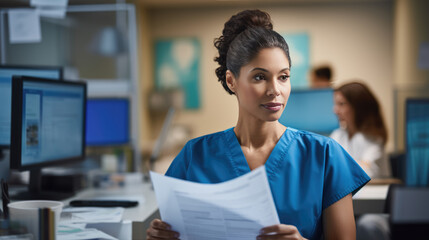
[150,166,279,240]
[57,207,124,240]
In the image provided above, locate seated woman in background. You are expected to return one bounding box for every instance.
[331,81,390,178]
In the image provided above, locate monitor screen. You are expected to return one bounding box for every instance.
[406,98,429,186]
[86,98,130,146]
[278,88,339,135]
[9,76,86,200]
[10,76,86,170]
[0,65,62,148]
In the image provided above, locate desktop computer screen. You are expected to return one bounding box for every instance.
[86,98,130,146]
[10,76,86,199]
[405,98,429,187]
[0,65,62,148]
[278,88,339,135]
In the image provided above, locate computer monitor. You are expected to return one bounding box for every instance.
[390,186,429,239]
[278,88,339,135]
[405,98,429,187]
[0,65,63,148]
[86,98,130,146]
[10,76,86,200]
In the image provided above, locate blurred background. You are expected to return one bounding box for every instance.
[0,0,428,174]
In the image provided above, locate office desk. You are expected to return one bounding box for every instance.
[63,179,158,240]
[3,181,389,239]
[352,184,389,215]
[2,179,157,239]
[65,180,158,222]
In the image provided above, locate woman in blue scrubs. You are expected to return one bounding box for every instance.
[146,9,370,240]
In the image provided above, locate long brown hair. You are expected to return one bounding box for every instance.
[335,81,387,145]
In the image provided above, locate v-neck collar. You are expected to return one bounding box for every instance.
[224,127,296,180]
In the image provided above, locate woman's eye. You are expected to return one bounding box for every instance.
[254,74,265,81]
[279,75,290,81]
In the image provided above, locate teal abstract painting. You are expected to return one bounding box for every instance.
[155,38,200,109]
[282,33,310,89]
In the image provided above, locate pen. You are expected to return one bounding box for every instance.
[1,179,9,219]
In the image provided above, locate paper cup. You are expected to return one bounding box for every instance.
[8,200,63,238]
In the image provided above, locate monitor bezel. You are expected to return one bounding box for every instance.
[85,97,131,147]
[0,64,63,80]
[0,65,63,149]
[10,75,86,171]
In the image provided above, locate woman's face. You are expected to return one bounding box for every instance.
[333,91,355,129]
[227,47,291,122]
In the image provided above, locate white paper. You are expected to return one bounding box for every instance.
[31,0,68,7]
[36,7,67,19]
[61,207,124,224]
[150,166,280,240]
[8,9,41,44]
[57,227,117,240]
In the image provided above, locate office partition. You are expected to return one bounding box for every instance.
[0,4,141,171]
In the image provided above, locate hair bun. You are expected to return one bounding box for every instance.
[214,10,273,94]
[223,9,273,39]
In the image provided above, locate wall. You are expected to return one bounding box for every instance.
[394,0,429,151]
[141,1,394,151]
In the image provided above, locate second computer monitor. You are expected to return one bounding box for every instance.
[86,98,130,146]
[9,75,86,200]
[406,98,429,186]
[278,88,339,135]
[0,65,63,148]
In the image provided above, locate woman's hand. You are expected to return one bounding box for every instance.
[146,219,180,240]
[257,224,307,240]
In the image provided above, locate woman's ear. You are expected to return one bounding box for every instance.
[226,70,236,93]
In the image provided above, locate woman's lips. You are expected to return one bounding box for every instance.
[261,102,282,111]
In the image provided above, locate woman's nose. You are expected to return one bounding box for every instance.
[267,80,281,96]
[333,105,340,115]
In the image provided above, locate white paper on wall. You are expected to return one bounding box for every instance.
[8,9,41,44]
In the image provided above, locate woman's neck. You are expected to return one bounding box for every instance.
[234,118,286,149]
[346,124,358,139]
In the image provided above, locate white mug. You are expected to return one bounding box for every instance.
[8,200,63,238]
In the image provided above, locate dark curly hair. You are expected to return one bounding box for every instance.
[214,9,292,95]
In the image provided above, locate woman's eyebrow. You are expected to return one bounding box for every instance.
[251,67,289,72]
[250,67,269,72]
[250,67,290,73]
[280,68,290,73]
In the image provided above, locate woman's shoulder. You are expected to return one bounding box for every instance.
[352,131,383,146]
[286,127,337,146]
[185,128,233,146]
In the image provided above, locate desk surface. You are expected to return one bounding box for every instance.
[352,184,389,215]
[3,180,389,239]
[63,180,158,222]
[353,184,389,200]
[5,182,389,220]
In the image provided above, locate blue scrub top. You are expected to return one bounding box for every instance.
[166,127,370,240]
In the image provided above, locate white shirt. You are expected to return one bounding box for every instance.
[330,128,390,178]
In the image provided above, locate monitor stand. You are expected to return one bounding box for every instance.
[10,169,75,201]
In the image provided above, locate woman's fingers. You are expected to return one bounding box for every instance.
[261,224,298,234]
[151,219,172,230]
[147,219,180,239]
[257,224,303,240]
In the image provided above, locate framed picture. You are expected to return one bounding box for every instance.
[282,33,310,89]
[155,38,201,109]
